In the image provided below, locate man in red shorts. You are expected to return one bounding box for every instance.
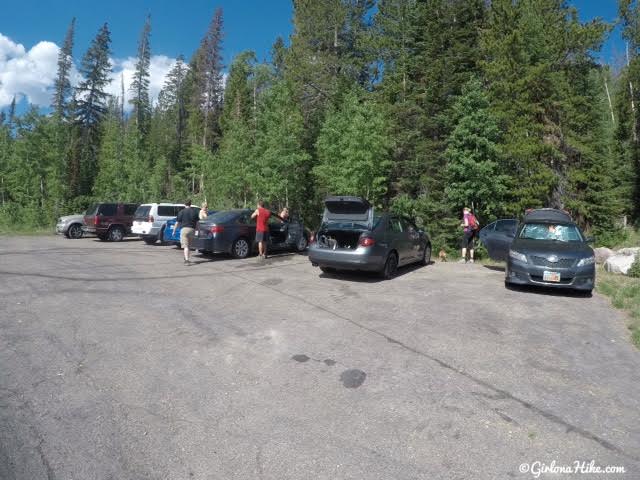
[251,200,271,259]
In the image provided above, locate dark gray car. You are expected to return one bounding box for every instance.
[193,209,308,258]
[482,209,595,293]
[308,196,431,279]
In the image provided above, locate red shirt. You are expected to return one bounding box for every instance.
[256,207,271,232]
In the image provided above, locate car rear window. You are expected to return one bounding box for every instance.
[124,204,138,215]
[98,204,117,216]
[86,204,99,216]
[135,205,151,217]
[158,205,178,216]
[207,211,241,223]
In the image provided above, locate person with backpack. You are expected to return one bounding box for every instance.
[460,207,479,264]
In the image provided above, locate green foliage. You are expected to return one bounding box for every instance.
[444,78,508,219]
[628,256,640,278]
[314,89,392,206]
[597,267,640,348]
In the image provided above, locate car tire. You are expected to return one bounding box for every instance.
[143,237,156,245]
[421,243,431,266]
[296,234,308,252]
[108,226,124,242]
[66,223,83,239]
[380,252,398,280]
[231,237,250,259]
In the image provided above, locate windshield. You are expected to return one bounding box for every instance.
[519,223,584,242]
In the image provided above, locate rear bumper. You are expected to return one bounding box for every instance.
[506,260,595,291]
[132,223,160,237]
[193,237,233,253]
[308,246,385,272]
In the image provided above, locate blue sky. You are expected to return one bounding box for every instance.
[0,0,625,110]
[1,0,294,65]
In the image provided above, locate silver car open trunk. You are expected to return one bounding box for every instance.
[316,229,365,250]
[316,197,374,250]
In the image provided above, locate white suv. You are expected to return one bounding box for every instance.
[132,203,191,245]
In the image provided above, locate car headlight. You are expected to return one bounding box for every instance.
[577,256,595,267]
[509,250,527,263]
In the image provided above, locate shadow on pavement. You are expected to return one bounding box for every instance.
[317,262,430,283]
[483,264,505,272]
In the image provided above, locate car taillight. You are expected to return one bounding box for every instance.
[359,237,375,247]
[210,225,224,234]
[94,215,100,225]
[148,215,154,223]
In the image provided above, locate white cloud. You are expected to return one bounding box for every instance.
[0,33,58,107]
[0,32,176,111]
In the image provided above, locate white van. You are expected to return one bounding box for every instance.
[132,203,192,245]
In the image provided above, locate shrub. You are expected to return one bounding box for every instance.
[627,256,640,278]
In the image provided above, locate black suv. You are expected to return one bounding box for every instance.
[481,209,595,293]
[83,203,139,241]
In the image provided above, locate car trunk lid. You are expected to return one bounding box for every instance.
[322,196,373,228]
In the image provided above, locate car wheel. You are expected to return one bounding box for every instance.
[143,237,156,245]
[296,234,308,252]
[231,237,250,259]
[421,243,431,266]
[108,226,124,242]
[380,252,398,280]
[66,223,83,239]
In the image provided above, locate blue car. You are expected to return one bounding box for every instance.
[164,211,216,247]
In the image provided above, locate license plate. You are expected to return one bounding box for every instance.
[543,271,561,282]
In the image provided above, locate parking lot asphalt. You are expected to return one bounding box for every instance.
[0,235,638,479]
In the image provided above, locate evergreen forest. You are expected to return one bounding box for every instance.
[2,0,640,251]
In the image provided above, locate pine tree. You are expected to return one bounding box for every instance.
[130,15,152,137]
[286,0,374,143]
[52,17,76,119]
[93,100,125,200]
[444,79,508,219]
[72,23,112,196]
[619,0,640,217]
[190,8,225,150]
[153,55,189,196]
[481,0,607,215]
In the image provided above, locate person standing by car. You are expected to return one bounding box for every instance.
[279,207,289,222]
[199,202,209,221]
[460,207,478,264]
[252,200,271,259]
[173,200,199,265]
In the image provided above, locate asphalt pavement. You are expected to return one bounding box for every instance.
[0,235,638,479]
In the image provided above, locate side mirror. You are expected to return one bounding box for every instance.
[586,236,595,243]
